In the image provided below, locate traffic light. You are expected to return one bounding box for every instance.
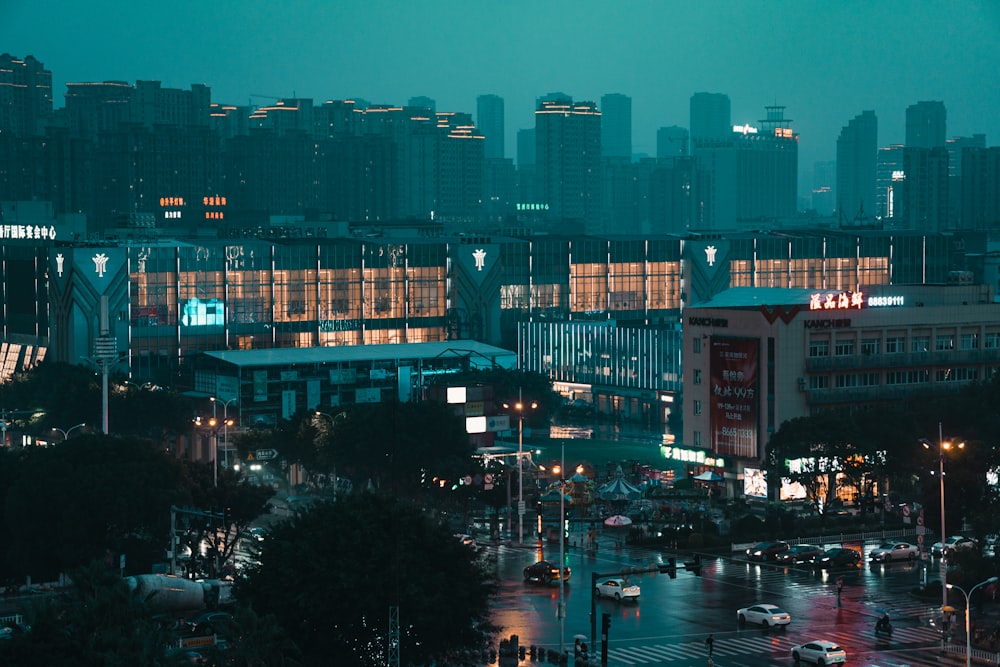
[660,556,676,578]
[601,612,611,635]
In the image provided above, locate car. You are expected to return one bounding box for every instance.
[737,603,791,629]
[790,640,847,665]
[931,535,977,557]
[869,541,919,562]
[524,560,571,584]
[776,544,825,565]
[745,541,790,562]
[594,577,640,601]
[815,548,861,569]
[454,533,477,548]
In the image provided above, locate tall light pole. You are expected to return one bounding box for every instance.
[52,423,86,442]
[947,576,998,666]
[551,449,582,659]
[503,388,537,545]
[921,422,965,632]
[211,397,237,476]
[315,411,348,494]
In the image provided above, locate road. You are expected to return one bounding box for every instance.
[484,534,956,667]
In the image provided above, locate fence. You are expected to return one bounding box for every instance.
[944,642,1000,665]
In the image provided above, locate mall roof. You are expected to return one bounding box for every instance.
[690,287,819,309]
[202,340,517,369]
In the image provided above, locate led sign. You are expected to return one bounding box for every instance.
[660,445,725,468]
[733,124,758,135]
[809,290,864,311]
[867,295,904,307]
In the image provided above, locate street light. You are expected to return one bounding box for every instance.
[946,576,998,666]
[550,448,583,659]
[920,422,965,622]
[315,411,348,495]
[211,397,237,478]
[503,388,537,545]
[52,422,86,442]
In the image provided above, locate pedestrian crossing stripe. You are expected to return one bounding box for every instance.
[608,626,943,664]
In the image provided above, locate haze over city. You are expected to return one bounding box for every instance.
[5,0,999,181]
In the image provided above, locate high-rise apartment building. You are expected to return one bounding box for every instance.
[876,145,905,221]
[0,53,52,136]
[408,96,436,113]
[836,110,878,223]
[600,93,632,159]
[535,96,602,232]
[901,147,950,231]
[906,101,946,148]
[960,147,1000,232]
[690,92,732,148]
[946,134,987,228]
[477,94,505,160]
[657,126,689,159]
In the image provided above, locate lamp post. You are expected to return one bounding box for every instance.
[52,422,86,442]
[503,388,537,545]
[315,411,348,495]
[211,397,237,477]
[920,422,965,621]
[947,576,998,666]
[550,448,582,659]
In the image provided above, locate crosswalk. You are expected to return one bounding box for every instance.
[607,625,943,664]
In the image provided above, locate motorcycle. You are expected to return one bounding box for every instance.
[874,619,893,637]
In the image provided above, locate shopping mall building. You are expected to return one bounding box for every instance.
[2,224,997,434]
[682,281,1000,500]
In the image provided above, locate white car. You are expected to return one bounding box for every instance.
[790,640,847,665]
[594,578,640,601]
[931,535,977,557]
[869,541,919,562]
[737,603,791,628]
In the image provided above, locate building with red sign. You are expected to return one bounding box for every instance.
[682,281,1000,501]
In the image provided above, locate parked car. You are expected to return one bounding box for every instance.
[524,560,571,584]
[737,603,791,628]
[931,535,977,557]
[869,541,919,563]
[776,544,825,565]
[594,577,640,601]
[815,548,861,569]
[790,640,847,665]
[745,541,790,562]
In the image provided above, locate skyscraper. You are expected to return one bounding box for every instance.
[836,110,878,224]
[601,93,632,159]
[657,126,689,159]
[689,93,732,148]
[0,53,52,136]
[408,96,436,113]
[477,94,505,160]
[535,95,602,232]
[905,101,946,148]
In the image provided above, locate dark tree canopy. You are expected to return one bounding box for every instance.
[234,492,499,667]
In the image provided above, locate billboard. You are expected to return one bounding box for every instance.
[744,467,767,498]
[709,337,759,458]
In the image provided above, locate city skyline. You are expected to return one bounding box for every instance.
[6,0,999,179]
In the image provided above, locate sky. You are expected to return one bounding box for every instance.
[4,0,1000,185]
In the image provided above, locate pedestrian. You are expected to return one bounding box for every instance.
[705,633,714,656]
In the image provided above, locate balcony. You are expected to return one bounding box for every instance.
[805,348,1000,372]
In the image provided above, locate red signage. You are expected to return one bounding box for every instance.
[710,337,759,458]
[809,290,864,311]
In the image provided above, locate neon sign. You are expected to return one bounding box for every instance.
[809,290,864,311]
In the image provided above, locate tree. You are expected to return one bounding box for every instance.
[234,492,499,667]
[2,435,190,580]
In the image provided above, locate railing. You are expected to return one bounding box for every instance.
[943,642,1000,665]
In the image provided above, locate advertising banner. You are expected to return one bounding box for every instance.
[710,337,759,458]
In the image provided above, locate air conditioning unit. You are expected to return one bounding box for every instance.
[797,378,807,391]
